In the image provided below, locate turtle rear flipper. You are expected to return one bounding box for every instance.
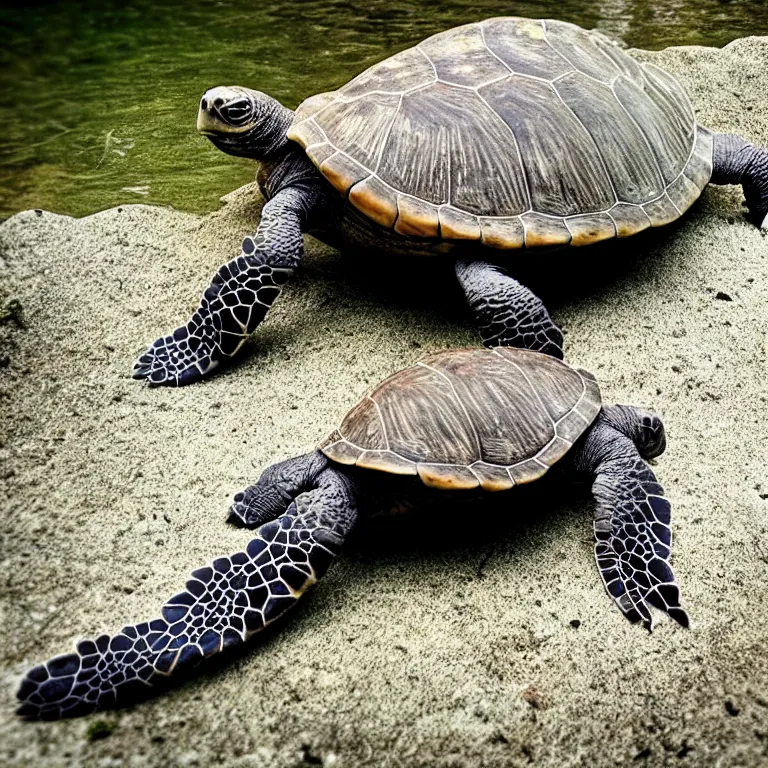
[574,405,689,630]
[16,466,358,720]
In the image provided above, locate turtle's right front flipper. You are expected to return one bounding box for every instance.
[133,186,312,386]
[16,466,358,720]
[574,405,688,630]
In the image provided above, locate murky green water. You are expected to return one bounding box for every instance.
[2,0,767,219]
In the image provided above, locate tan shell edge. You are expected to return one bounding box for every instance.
[349,177,398,228]
[322,359,601,494]
[320,438,362,466]
[287,118,325,150]
[417,463,479,490]
[290,53,710,247]
[320,439,420,477]
[471,462,515,492]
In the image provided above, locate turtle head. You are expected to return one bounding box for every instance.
[197,86,293,160]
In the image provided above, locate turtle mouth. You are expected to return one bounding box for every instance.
[202,131,259,159]
[197,109,253,136]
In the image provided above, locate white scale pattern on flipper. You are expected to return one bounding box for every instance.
[593,455,688,630]
[132,200,302,386]
[16,501,344,720]
[133,259,291,385]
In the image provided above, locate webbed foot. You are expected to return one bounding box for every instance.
[133,319,224,386]
[132,260,292,387]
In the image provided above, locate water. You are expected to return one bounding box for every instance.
[1,0,766,219]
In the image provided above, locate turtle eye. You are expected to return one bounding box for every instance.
[220,99,253,125]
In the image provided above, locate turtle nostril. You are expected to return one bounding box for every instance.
[201,98,208,111]
[214,97,224,108]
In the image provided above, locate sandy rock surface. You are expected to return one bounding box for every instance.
[1,36,767,768]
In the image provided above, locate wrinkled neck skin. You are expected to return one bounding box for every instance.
[205,97,326,205]
[248,106,331,224]
[257,142,325,202]
[208,97,294,162]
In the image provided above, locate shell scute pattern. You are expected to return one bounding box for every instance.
[478,74,616,216]
[314,91,402,170]
[418,22,509,88]
[589,32,645,84]
[612,76,690,186]
[339,46,435,99]
[522,212,573,247]
[373,363,479,465]
[554,72,666,204]
[543,19,622,83]
[321,348,601,491]
[482,17,571,80]
[288,17,708,250]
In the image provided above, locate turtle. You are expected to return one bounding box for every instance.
[131,16,768,387]
[18,335,687,720]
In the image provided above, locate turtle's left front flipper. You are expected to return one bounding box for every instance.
[133,185,316,386]
[574,405,689,630]
[712,132,768,229]
[16,468,358,720]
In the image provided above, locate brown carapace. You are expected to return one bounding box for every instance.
[289,18,712,249]
[320,347,602,491]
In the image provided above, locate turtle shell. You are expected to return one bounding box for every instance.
[319,348,602,491]
[287,18,713,249]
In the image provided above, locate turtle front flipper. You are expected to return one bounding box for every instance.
[455,260,564,358]
[574,405,689,630]
[132,187,311,386]
[16,466,358,720]
[712,132,768,229]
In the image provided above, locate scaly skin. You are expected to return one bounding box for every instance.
[573,405,688,630]
[132,180,321,386]
[16,396,689,720]
[455,259,564,358]
[16,454,357,720]
[712,132,768,229]
[134,83,768,387]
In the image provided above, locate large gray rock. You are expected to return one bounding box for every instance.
[1,36,767,768]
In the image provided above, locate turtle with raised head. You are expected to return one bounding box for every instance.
[132,16,768,386]
[19,323,687,720]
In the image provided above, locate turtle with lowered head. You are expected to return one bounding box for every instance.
[19,318,687,720]
[133,16,768,386]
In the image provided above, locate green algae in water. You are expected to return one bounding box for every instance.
[1,0,767,219]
